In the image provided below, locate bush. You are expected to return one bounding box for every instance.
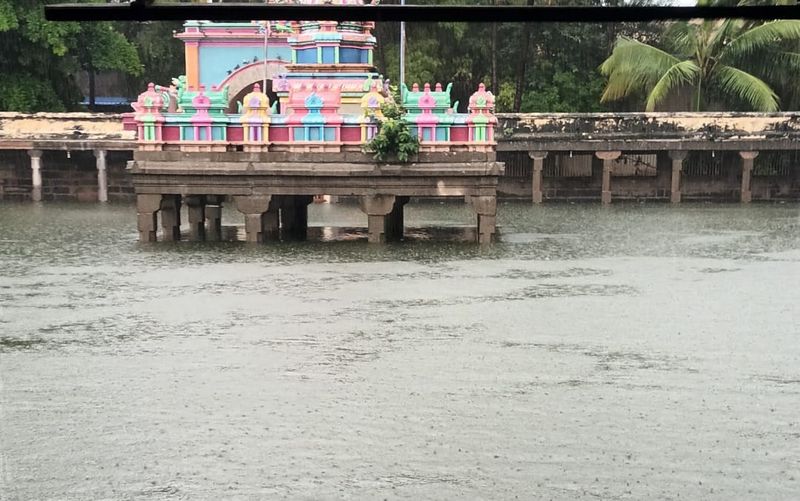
[364,101,419,163]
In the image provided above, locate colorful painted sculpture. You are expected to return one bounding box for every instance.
[467,83,497,143]
[133,83,165,144]
[287,84,343,142]
[241,83,271,143]
[126,8,496,153]
[188,87,213,142]
[402,82,455,143]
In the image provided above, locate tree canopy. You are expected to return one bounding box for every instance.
[600,1,800,111]
[0,0,141,112]
[1,0,799,113]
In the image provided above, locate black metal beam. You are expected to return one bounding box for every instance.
[44,4,800,23]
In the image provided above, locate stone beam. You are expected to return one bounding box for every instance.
[27,149,42,202]
[739,151,759,203]
[93,149,108,203]
[595,151,621,205]
[668,150,688,204]
[528,151,548,204]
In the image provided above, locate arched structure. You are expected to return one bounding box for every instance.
[218,61,287,112]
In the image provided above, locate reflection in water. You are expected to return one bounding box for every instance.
[1,201,799,500]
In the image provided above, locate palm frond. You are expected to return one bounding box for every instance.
[708,19,741,57]
[713,64,779,111]
[738,50,800,87]
[721,21,800,63]
[663,21,696,57]
[601,68,648,103]
[645,60,700,111]
[599,36,682,103]
[600,36,681,77]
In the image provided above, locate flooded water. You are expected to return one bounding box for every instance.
[1,200,799,500]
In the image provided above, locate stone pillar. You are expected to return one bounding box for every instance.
[385,196,409,241]
[359,194,396,243]
[233,195,272,243]
[468,195,497,244]
[280,195,313,241]
[160,194,182,241]
[205,195,223,242]
[136,194,161,242]
[185,195,206,241]
[739,151,758,203]
[595,151,621,205]
[528,151,548,204]
[28,150,43,202]
[668,150,688,204]
[93,149,108,203]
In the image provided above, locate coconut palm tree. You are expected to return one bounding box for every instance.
[599,1,800,111]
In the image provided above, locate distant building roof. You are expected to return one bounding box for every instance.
[80,97,132,106]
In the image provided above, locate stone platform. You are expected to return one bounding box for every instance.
[130,150,503,244]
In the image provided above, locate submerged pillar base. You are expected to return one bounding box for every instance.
[468,195,497,244]
[186,195,206,241]
[160,195,182,241]
[234,195,272,243]
[360,194,398,244]
[136,194,161,242]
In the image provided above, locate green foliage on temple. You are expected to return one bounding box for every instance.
[365,102,420,163]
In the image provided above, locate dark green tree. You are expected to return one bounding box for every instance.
[0,0,141,112]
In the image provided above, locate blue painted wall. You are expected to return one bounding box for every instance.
[293,127,336,141]
[199,46,292,87]
[321,47,335,64]
[296,48,317,64]
[339,48,360,64]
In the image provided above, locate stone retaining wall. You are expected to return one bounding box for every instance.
[0,150,133,202]
[2,112,800,202]
[497,150,800,202]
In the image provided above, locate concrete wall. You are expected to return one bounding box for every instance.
[0,150,134,202]
[496,112,800,144]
